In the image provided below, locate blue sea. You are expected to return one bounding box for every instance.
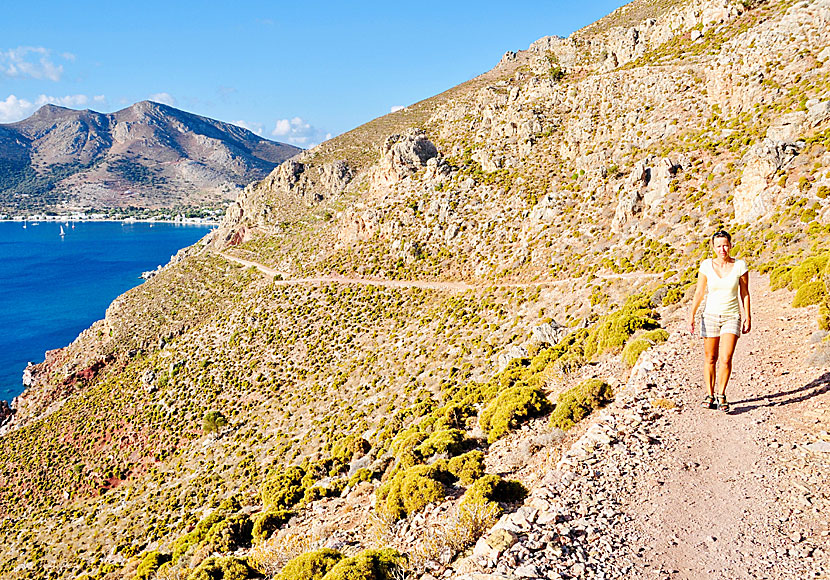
[0,221,213,402]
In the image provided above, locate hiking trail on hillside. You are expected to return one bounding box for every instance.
[459,274,829,580]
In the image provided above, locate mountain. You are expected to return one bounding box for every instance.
[0,101,302,213]
[0,0,829,579]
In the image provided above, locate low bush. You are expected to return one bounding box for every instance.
[793,280,827,307]
[277,549,343,580]
[621,338,651,368]
[550,379,614,431]
[261,466,307,511]
[252,510,292,543]
[819,302,830,330]
[187,556,259,580]
[461,474,527,511]
[769,265,792,290]
[135,551,170,580]
[347,468,376,487]
[203,410,229,433]
[375,464,447,520]
[322,548,405,580]
[582,294,659,360]
[790,255,829,289]
[479,386,551,443]
[640,328,669,343]
[204,513,253,552]
[447,450,485,485]
[662,286,686,305]
[415,428,467,458]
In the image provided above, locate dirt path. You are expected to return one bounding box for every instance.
[621,273,830,578]
[217,251,660,290]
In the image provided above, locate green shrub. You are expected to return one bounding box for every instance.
[252,510,292,543]
[203,410,229,433]
[790,256,829,289]
[479,386,551,443]
[375,465,447,520]
[301,484,340,506]
[204,513,253,552]
[415,429,467,458]
[277,549,343,580]
[322,548,405,580]
[172,511,224,562]
[662,287,686,305]
[818,302,830,330]
[550,379,614,431]
[135,551,171,580]
[187,557,258,580]
[460,474,527,511]
[582,295,658,360]
[261,466,307,510]
[793,280,827,307]
[640,328,669,343]
[347,468,375,487]
[769,265,792,290]
[447,450,485,485]
[621,338,651,368]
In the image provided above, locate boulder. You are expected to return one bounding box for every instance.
[733,139,803,223]
[531,322,566,345]
[497,345,529,372]
[370,129,439,189]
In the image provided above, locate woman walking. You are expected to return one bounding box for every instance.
[687,230,752,412]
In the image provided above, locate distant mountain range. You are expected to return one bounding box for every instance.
[0,101,302,213]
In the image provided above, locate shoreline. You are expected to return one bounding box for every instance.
[2,216,220,225]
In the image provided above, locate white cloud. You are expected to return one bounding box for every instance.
[149,92,176,106]
[0,47,67,81]
[231,119,263,135]
[390,105,406,113]
[0,93,105,123]
[271,116,332,148]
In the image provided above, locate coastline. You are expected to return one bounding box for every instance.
[2,215,220,225]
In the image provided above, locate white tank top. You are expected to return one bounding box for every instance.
[699,258,747,317]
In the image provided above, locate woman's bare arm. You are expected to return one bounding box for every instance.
[739,272,751,333]
[688,273,707,334]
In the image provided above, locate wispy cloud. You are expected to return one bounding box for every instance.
[148,92,176,106]
[0,93,105,123]
[0,47,69,81]
[231,119,263,135]
[271,116,331,148]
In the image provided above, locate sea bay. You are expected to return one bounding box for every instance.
[0,221,212,402]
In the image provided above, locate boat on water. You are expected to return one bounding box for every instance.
[60,225,66,237]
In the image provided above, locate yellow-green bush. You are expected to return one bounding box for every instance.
[203,513,253,552]
[793,280,827,307]
[790,255,829,289]
[819,302,830,330]
[460,474,527,512]
[769,265,792,290]
[415,428,467,458]
[322,548,404,580]
[252,509,292,543]
[134,551,170,580]
[447,450,485,485]
[277,549,343,580]
[187,557,258,580]
[479,386,551,443]
[375,464,447,520]
[662,286,686,305]
[347,468,376,487]
[621,338,651,368]
[582,295,658,360]
[261,465,307,511]
[640,328,669,343]
[550,379,614,431]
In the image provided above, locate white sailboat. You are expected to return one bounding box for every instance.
[60,225,66,237]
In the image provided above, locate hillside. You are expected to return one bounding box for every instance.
[0,101,301,213]
[0,0,829,579]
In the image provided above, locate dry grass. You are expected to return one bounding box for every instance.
[651,397,678,409]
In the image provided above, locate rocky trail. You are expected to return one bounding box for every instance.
[217,252,660,290]
[459,274,830,580]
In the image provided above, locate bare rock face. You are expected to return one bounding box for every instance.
[531,322,566,345]
[612,156,679,232]
[733,139,804,223]
[370,129,439,190]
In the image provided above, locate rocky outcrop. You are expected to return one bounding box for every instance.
[370,130,439,190]
[733,139,804,223]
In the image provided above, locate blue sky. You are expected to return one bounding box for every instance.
[0,0,629,147]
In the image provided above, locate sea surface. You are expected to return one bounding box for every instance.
[0,221,213,402]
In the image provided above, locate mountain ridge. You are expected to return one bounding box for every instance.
[0,100,302,213]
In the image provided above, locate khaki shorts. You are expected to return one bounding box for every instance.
[700,312,741,338]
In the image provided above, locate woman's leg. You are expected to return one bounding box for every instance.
[717,333,739,395]
[704,337,720,396]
